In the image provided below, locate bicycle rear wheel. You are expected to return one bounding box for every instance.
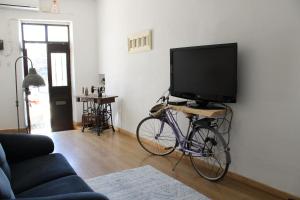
[136,116,177,156]
[188,127,230,181]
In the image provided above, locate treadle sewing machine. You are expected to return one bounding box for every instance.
[76,95,118,135]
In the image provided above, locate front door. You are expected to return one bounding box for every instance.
[22,23,73,133]
[47,43,73,131]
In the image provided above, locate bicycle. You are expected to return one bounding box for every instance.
[136,95,232,181]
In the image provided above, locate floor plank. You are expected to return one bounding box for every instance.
[46,130,282,200]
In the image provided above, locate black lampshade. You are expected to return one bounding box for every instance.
[22,68,45,88]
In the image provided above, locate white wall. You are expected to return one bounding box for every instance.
[96,0,300,196]
[0,0,99,129]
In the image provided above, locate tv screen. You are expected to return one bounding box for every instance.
[170,43,237,103]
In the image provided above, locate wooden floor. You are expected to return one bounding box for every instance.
[47,129,282,200]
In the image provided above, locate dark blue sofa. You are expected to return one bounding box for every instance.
[0,133,108,200]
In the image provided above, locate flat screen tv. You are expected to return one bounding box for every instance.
[170,43,237,104]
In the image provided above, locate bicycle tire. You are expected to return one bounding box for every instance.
[136,116,177,156]
[188,127,230,181]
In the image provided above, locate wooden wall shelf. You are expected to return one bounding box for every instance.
[168,105,226,118]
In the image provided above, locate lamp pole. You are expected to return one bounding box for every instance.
[14,56,33,133]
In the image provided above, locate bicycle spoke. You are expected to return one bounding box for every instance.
[137,117,177,156]
[189,127,229,181]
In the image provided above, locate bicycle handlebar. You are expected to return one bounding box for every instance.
[156,95,169,103]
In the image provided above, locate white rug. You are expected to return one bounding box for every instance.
[86,165,210,200]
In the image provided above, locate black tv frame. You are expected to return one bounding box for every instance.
[170,43,237,104]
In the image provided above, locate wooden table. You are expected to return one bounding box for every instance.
[76,95,118,135]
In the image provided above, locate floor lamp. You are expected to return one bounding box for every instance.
[15,56,45,134]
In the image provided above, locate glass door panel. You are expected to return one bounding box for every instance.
[51,53,68,87]
[24,43,51,132]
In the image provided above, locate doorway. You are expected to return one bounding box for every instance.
[21,23,73,133]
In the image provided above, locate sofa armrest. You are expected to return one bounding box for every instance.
[0,134,54,163]
[16,192,109,200]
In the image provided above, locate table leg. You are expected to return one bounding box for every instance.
[108,104,115,132]
[96,103,102,136]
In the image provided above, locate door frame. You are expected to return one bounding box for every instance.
[21,22,73,131]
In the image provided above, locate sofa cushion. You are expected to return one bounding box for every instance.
[0,143,11,180]
[17,192,109,200]
[11,153,76,194]
[0,168,15,200]
[0,134,54,164]
[17,175,93,198]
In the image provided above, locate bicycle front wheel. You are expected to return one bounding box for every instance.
[136,116,177,156]
[188,127,230,181]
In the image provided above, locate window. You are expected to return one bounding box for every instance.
[23,25,46,42]
[22,24,69,42]
[48,26,69,42]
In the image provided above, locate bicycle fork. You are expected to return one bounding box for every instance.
[155,121,165,139]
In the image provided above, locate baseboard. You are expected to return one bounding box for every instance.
[0,128,27,134]
[117,128,299,200]
[117,127,136,138]
[226,172,299,200]
[73,122,82,130]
